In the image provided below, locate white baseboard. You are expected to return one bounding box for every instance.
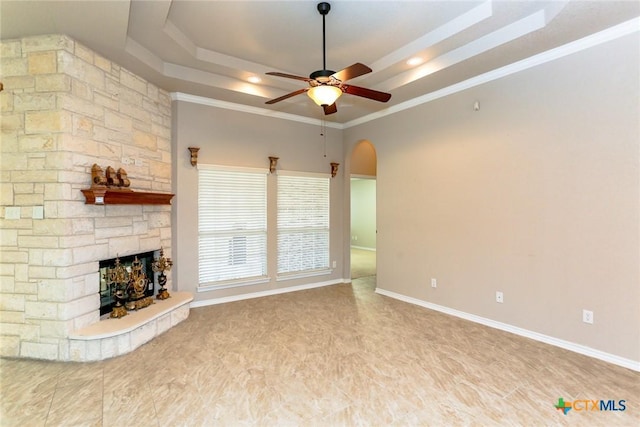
[375,288,640,372]
[190,278,348,308]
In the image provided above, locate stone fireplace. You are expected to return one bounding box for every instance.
[0,34,190,361]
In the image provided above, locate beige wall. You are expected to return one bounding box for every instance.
[0,35,172,360]
[344,34,640,362]
[172,100,346,303]
[2,27,636,366]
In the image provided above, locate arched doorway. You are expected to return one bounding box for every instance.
[350,140,377,279]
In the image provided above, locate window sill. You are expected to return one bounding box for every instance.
[197,276,270,292]
[277,268,332,282]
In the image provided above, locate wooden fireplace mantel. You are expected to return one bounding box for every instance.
[81,188,174,205]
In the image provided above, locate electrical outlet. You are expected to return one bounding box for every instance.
[332,260,337,268]
[496,291,504,303]
[431,278,437,288]
[583,309,594,324]
[122,157,131,165]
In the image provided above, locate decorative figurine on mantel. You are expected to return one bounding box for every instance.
[116,168,131,189]
[152,247,173,300]
[105,166,117,187]
[91,164,107,188]
[107,257,129,318]
[90,163,132,189]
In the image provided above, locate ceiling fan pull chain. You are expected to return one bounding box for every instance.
[321,118,327,158]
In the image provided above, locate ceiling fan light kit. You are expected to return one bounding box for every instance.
[308,85,342,106]
[265,2,391,115]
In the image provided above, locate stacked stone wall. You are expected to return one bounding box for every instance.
[0,35,172,360]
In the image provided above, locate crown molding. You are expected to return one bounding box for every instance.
[170,92,344,129]
[171,17,639,130]
[345,17,639,129]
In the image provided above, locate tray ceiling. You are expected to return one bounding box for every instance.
[1,0,638,123]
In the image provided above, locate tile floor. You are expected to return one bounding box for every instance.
[350,248,376,279]
[1,276,639,426]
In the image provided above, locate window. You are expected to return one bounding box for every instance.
[198,166,267,287]
[277,172,330,277]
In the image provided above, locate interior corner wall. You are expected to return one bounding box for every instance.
[344,33,640,363]
[172,101,345,303]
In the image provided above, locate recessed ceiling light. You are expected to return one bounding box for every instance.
[248,76,261,84]
[406,57,423,66]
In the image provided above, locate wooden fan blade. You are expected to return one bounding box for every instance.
[266,72,311,82]
[332,63,372,82]
[343,84,391,102]
[265,88,308,104]
[323,103,337,115]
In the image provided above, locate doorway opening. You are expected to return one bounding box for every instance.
[350,140,377,279]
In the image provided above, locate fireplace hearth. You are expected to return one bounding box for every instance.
[70,248,192,362]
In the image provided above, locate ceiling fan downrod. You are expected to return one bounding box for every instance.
[319,2,330,71]
[310,2,334,82]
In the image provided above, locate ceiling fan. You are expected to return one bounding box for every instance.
[265,2,391,115]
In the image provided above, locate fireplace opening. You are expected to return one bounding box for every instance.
[99,251,156,317]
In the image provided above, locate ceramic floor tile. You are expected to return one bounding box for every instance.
[0,360,64,426]
[1,265,639,426]
[45,381,103,427]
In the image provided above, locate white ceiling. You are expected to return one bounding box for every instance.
[2,0,639,123]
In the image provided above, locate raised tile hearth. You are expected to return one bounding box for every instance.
[68,292,193,361]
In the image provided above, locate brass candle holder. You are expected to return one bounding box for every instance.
[152,247,173,300]
[127,256,154,310]
[107,257,129,318]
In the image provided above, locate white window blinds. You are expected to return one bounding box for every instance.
[198,166,267,286]
[277,172,330,275]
